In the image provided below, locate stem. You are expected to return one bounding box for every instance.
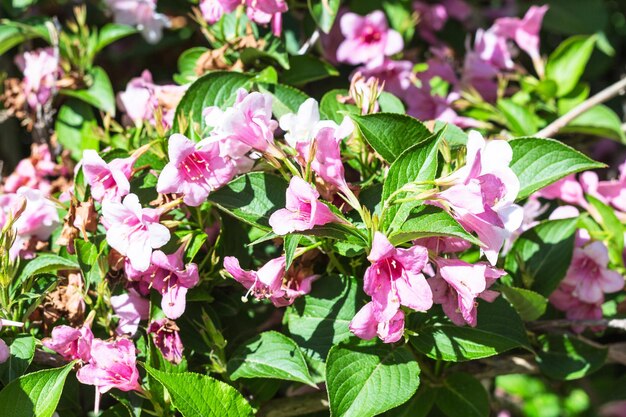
[528,318,626,331]
[297,30,320,55]
[536,77,626,138]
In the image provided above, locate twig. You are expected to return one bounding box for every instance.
[528,318,626,331]
[298,29,320,55]
[536,77,626,138]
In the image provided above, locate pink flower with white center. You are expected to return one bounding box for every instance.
[43,325,93,362]
[199,0,240,23]
[82,150,136,203]
[203,89,279,156]
[269,177,339,235]
[126,246,199,319]
[101,193,170,272]
[364,232,432,322]
[493,5,549,63]
[105,0,169,44]
[562,241,624,304]
[148,319,184,364]
[350,302,405,343]
[0,340,8,364]
[157,134,236,207]
[76,338,141,393]
[429,258,503,327]
[15,47,59,109]
[435,131,523,265]
[336,11,404,65]
[110,289,150,335]
[279,98,340,152]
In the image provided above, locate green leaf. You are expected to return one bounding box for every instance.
[173,47,208,85]
[285,275,361,364]
[258,83,310,119]
[0,334,35,385]
[542,0,608,35]
[60,67,115,115]
[351,113,433,163]
[144,366,254,417]
[546,35,597,97]
[207,172,288,231]
[378,92,405,114]
[227,331,316,387]
[283,234,301,270]
[54,99,99,160]
[434,121,468,148]
[281,55,339,86]
[389,206,482,247]
[435,373,489,417]
[382,385,436,417]
[96,24,138,53]
[504,218,578,296]
[537,334,607,380]
[326,342,421,417]
[562,104,626,143]
[240,36,289,70]
[587,195,625,267]
[509,137,605,200]
[320,89,359,124]
[411,297,531,362]
[500,286,548,321]
[308,0,340,33]
[381,132,440,232]
[0,18,50,55]
[0,362,73,417]
[75,239,101,288]
[497,99,538,136]
[173,71,251,137]
[16,255,79,288]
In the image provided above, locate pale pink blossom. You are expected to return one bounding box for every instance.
[111,289,150,335]
[4,144,57,195]
[600,400,626,417]
[364,232,432,322]
[350,301,405,343]
[105,0,169,44]
[493,5,549,62]
[101,193,170,272]
[199,0,240,23]
[148,319,184,364]
[245,0,288,35]
[413,2,449,44]
[536,174,587,207]
[43,325,93,362]
[269,177,339,235]
[562,241,624,304]
[414,236,472,255]
[15,47,59,109]
[76,338,141,393]
[580,164,626,213]
[157,133,236,206]
[126,246,199,319]
[550,284,603,332]
[310,125,352,192]
[0,340,8,364]
[82,150,135,203]
[358,58,414,98]
[336,11,403,65]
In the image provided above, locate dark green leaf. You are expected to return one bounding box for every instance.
[55,100,99,160]
[16,255,79,289]
[0,334,35,385]
[283,234,301,270]
[435,373,489,417]
[498,99,538,136]
[96,24,138,53]
[60,67,116,115]
[0,18,50,55]
[281,55,338,86]
[320,89,359,124]
[258,83,310,119]
[537,334,607,380]
[562,105,626,143]
[500,286,548,321]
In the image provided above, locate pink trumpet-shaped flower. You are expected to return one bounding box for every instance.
[82,150,136,203]
[15,47,60,109]
[110,289,150,335]
[148,319,184,364]
[101,193,170,272]
[157,134,236,206]
[364,232,433,322]
[337,11,404,65]
[493,5,549,62]
[269,177,339,235]
[224,256,286,303]
[76,338,141,393]
[350,301,405,343]
[43,325,93,362]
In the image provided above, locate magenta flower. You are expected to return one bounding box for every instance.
[43,325,93,362]
[148,319,184,364]
[562,241,624,304]
[111,289,150,336]
[82,150,136,203]
[203,89,279,156]
[310,125,352,192]
[336,11,403,65]
[269,177,339,235]
[350,301,405,343]
[493,5,549,62]
[535,174,587,207]
[580,164,626,213]
[364,232,433,322]
[101,193,170,272]
[550,284,603,333]
[157,134,236,206]
[126,246,199,319]
[4,144,56,195]
[357,58,414,99]
[15,47,59,109]
[430,258,503,327]
[76,338,141,393]
[245,0,288,35]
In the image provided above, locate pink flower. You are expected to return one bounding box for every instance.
[111,289,150,335]
[0,340,8,364]
[126,246,199,319]
[311,125,352,192]
[105,0,169,44]
[43,325,93,362]
[101,193,170,272]
[82,150,135,203]
[203,89,279,156]
[435,131,523,265]
[493,5,549,62]
[364,232,433,322]
[357,58,414,98]
[269,177,339,235]
[245,0,288,35]
[4,144,57,195]
[199,0,240,23]
[336,11,403,65]
[76,338,141,393]
[414,236,472,255]
[549,284,603,333]
[350,302,405,343]
[535,174,587,207]
[562,241,624,304]
[430,258,503,326]
[279,98,340,152]
[413,2,449,44]
[148,319,184,364]
[580,164,626,214]
[15,47,59,109]
[157,134,236,206]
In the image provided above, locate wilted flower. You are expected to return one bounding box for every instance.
[148,318,184,364]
